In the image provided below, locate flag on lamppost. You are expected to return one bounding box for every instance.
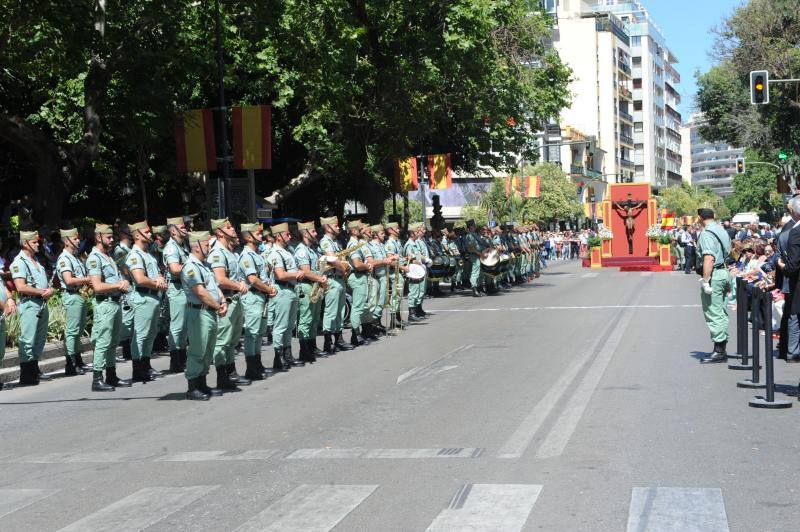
[232,105,272,170]
[175,109,217,173]
[427,153,452,190]
[393,157,419,192]
[506,176,521,197]
[524,175,541,198]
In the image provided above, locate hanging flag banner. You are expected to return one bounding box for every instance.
[661,211,676,229]
[232,105,272,170]
[595,202,604,221]
[175,109,217,173]
[393,157,419,192]
[506,176,521,197]
[427,153,452,190]
[524,175,541,198]
[583,203,592,217]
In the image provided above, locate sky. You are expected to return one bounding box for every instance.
[641,0,743,120]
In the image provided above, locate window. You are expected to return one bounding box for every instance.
[633,101,642,111]
[634,122,643,131]
[632,57,641,66]
[633,79,642,89]
[631,36,641,46]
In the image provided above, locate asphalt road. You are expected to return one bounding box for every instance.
[1,261,799,532]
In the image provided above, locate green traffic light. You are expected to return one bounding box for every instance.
[779,151,788,160]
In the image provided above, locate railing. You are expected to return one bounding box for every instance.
[618,110,633,122]
[619,134,634,145]
[618,85,633,100]
[570,164,585,175]
[619,159,634,168]
[585,168,603,179]
[617,61,631,75]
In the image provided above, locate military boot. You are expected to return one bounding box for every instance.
[350,329,366,347]
[35,361,52,381]
[74,353,90,371]
[131,360,153,382]
[298,340,316,363]
[92,371,115,392]
[178,349,187,372]
[363,323,380,341]
[143,357,163,379]
[334,332,353,351]
[169,350,182,373]
[199,375,223,397]
[226,363,251,386]
[64,355,79,376]
[244,357,264,381]
[282,346,306,367]
[18,361,39,386]
[272,348,289,372]
[322,332,335,356]
[215,365,239,390]
[186,378,210,401]
[106,366,132,387]
[119,339,132,361]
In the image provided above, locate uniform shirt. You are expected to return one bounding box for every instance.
[10,251,48,290]
[403,238,423,262]
[56,249,87,291]
[294,242,321,275]
[267,246,298,285]
[239,246,271,286]
[385,237,406,266]
[447,237,460,257]
[182,254,221,306]
[464,232,481,256]
[697,222,731,267]
[208,241,243,283]
[113,242,132,280]
[126,244,161,287]
[367,239,387,276]
[86,247,123,296]
[162,238,188,282]
[345,236,371,268]
[320,234,342,255]
[417,238,431,259]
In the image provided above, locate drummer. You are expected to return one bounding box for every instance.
[443,225,462,293]
[464,220,484,297]
[403,223,425,321]
[427,229,445,296]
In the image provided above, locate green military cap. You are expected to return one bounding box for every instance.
[385,222,399,231]
[95,224,113,235]
[129,220,149,232]
[60,228,78,239]
[465,219,476,227]
[271,222,289,235]
[298,221,315,231]
[320,215,338,226]
[240,222,260,233]
[409,222,422,231]
[151,225,167,235]
[370,224,383,232]
[349,219,363,229]
[20,230,39,242]
[166,216,184,226]
[211,218,229,230]
[188,231,211,244]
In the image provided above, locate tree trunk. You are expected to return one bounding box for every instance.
[262,161,319,206]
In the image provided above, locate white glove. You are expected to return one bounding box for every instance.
[700,279,713,295]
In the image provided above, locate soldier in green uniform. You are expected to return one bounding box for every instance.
[319,216,352,353]
[345,220,373,346]
[150,225,170,354]
[239,222,277,380]
[267,222,306,371]
[86,224,133,391]
[464,220,484,297]
[55,228,91,376]
[294,221,328,361]
[403,223,425,321]
[260,232,276,346]
[208,217,251,390]
[384,222,407,328]
[11,231,54,385]
[696,208,733,364]
[366,224,391,335]
[113,225,134,361]
[182,231,227,400]
[443,226,461,292]
[415,224,432,316]
[0,281,17,390]
[163,217,189,372]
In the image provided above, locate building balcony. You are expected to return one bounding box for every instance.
[618,110,634,123]
[619,134,634,146]
[570,164,585,175]
[618,61,631,75]
[586,168,603,180]
[620,159,634,169]
[617,85,633,100]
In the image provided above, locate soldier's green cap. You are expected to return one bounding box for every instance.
[188,231,211,244]
[298,221,315,231]
[151,225,167,235]
[271,222,289,235]
[385,222,399,231]
[465,219,476,227]
[211,218,229,230]
[320,216,338,226]
[95,224,113,235]
[370,224,383,232]
[349,219,363,229]
[20,230,39,242]
[129,220,149,232]
[409,222,422,231]
[166,216,184,227]
[60,228,78,239]
[240,223,260,233]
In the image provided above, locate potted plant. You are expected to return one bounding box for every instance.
[598,227,613,257]
[658,232,672,266]
[588,236,603,268]
[646,224,661,257]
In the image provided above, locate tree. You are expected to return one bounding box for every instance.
[658,183,730,220]
[725,150,784,220]
[460,205,489,228]
[381,197,422,225]
[518,162,583,223]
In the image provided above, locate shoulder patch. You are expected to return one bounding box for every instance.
[187,269,196,277]
[89,260,98,268]
[59,260,66,268]
[130,257,138,264]
[12,266,19,273]
[244,260,251,268]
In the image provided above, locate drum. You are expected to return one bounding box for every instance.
[429,256,451,280]
[499,253,511,273]
[406,263,427,283]
[480,250,503,278]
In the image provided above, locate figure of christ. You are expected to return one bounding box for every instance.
[612,199,648,255]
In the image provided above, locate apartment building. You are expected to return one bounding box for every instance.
[682,114,742,197]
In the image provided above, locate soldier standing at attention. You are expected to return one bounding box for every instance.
[126,221,168,382]
[11,230,53,385]
[366,224,391,335]
[56,228,91,376]
[319,216,352,353]
[345,220,372,347]
[0,277,17,390]
[294,221,328,362]
[358,224,380,341]
[415,224,432,316]
[114,225,134,361]
[150,225,170,354]
[163,217,189,373]
[464,220,484,297]
[403,223,424,322]
[86,224,133,391]
[384,222,407,328]
[267,222,306,371]
[239,223,277,380]
[182,231,227,401]
[208,218,251,390]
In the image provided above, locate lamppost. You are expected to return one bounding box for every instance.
[214,0,231,218]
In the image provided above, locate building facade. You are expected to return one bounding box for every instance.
[683,114,742,197]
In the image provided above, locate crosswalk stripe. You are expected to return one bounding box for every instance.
[581,272,599,278]
[234,484,378,532]
[626,487,729,532]
[286,448,482,459]
[57,485,218,532]
[0,488,59,519]
[426,484,542,531]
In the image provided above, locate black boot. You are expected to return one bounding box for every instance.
[35,361,52,381]
[334,332,353,351]
[227,363,252,386]
[700,342,728,364]
[283,346,306,367]
[244,357,264,380]
[311,337,322,354]
[143,357,163,379]
[372,322,386,336]
[322,332,335,356]
[120,339,132,361]
[131,360,153,382]
[199,375,223,396]
[75,353,90,370]
[256,355,273,377]
[92,370,115,392]
[472,287,482,297]
[298,340,316,363]
[169,350,182,373]
[407,308,420,322]
[350,329,366,347]
[18,361,39,386]
[64,355,79,376]
[266,326,273,345]
[215,365,239,390]
[363,323,379,341]
[272,348,289,372]
[186,378,210,401]
[416,305,428,318]
[106,366,132,387]
[178,348,187,372]
[154,331,169,353]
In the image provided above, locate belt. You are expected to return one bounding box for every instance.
[299,279,315,285]
[714,264,726,270]
[188,302,215,311]
[20,296,43,303]
[95,295,121,303]
[169,279,183,288]
[276,281,296,288]
[222,290,241,300]
[134,286,160,297]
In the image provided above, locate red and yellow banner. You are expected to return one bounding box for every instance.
[506,176,521,197]
[393,157,419,192]
[596,202,604,221]
[232,105,272,170]
[583,204,592,217]
[427,153,452,190]
[661,211,676,229]
[524,175,541,198]
[175,109,217,173]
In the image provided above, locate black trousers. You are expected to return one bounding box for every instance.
[684,246,696,273]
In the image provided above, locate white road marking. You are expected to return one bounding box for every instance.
[235,484,378,532]
[535,307,636,459]
[0,488,58,519]
[286,448,483,459]
[432,305,700,313]
[286,448,366,459]
[626,487,730,532]
[581,272,599,278]
[641,271,653,277]
[397,344,472,384]
[57,485,217,532]
[426,484,542,532]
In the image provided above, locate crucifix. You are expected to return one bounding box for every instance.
[612,194,648,255]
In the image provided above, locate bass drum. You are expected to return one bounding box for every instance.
[429,256,452,280]
[406,263,427,283]
[480,249,503,278]
[499,253,511,274]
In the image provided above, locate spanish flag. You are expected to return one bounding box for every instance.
[506,176,521,197]
[175,109,217,173]
[232,105,272,170]
[524,175,541,198]
[661,211,676,229]
[428,153,452,190]
[393,157,418,192]
[583,204,592,217]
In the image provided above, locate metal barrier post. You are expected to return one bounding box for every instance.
[738,285,765,389]
[749,290,792,408]
[729,277,751,370]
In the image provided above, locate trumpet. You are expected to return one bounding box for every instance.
[308,241,369,303]
[79,284,94,301]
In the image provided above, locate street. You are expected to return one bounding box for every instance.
[1,261,798,532]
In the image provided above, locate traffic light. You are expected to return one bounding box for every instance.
[750,70,769,104]
[587,137,596,157]
[736,157,746,174]
[779,150,788,161]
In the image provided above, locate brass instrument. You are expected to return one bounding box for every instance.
[308,241,368,303]
[79,284,94,301]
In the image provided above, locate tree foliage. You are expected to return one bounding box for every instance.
[658,183,729,220]
[724,150,784,220]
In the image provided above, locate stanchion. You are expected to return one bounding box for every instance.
[728,277,751,369]
[738,285,765,389]
[749,289,792,408]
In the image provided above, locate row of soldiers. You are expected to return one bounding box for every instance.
[0,216,544,399]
